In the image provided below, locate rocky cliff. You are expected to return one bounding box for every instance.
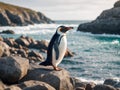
[77,0,120,34]
[0,2,54,26]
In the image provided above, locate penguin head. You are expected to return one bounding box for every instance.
[56,26,73,35]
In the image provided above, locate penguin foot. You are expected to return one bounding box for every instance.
[53,66,62,71]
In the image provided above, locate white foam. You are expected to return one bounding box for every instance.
[111,40,119,45]
[0,23,78,35]
[76,77,104,84]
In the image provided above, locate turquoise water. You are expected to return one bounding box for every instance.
[0,20,120,83]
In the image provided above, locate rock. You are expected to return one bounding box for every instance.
[114,82,120,88]
[72,78,86,88]
[0,2,54,26]
[65,49,74,57]
[85,82,95,90]
[4,38,15,47]
[36,40,49,50]
[114,0,120,7]
[104,79,118,87]
[0,10,11,26]
[75,87,85,90]
[0,56,29,84]
[77,1,120,35]
[18,80,55,90]
[25,36,36,44]
[0,36,3,41]
[28,51,44,61]
[5,86,22,90]
[0,41,10,57]
[0,81,6,90]
[1,30,15,34]
[72,77,95,90]
[17,49,28,58]
[0,45,3,57]
[15,37,30,47]
[93,84,116,90]
[20,63,73,90]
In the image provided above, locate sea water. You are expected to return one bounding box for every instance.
[0,20,120,83]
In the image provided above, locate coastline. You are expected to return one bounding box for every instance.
[0,34,120,90]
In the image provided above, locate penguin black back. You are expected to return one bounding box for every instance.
[40,32,60,65]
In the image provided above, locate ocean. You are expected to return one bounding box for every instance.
[0,20,120,83]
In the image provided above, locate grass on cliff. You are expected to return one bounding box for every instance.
[0,2,36,14]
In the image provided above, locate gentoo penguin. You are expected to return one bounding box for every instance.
[40,26,73,70]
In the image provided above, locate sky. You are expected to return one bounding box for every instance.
[0,0,118,20]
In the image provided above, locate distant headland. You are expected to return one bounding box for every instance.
[77,0,120,35]
[0,2,54,26]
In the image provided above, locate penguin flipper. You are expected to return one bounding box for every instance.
[54,43,59,60]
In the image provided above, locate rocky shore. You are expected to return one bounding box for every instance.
[0,2,54,26]
[77,0,120,35]
[0,34,120,90]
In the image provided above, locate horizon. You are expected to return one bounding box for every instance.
[0,0,118,20]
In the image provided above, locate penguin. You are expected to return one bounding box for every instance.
[40,26,73,71]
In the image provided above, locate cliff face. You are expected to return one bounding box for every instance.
[0,2,54,26]
[77,0,120,34]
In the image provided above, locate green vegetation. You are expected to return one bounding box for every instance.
[0,2,36,14]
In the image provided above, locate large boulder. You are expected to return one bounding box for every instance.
[77,1,120,35]
[0,56,29,84]
[0,41,10,57]
[18,80,55,90]
[93,84,116,90]
[20,63,73,90]
[104,79,118,87]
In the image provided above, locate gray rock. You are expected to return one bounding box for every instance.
[0,41,10,57]
[114,82,120,88]
[77,1,120,35]
[0,10,11,26]
[0,56,29,84]
[104,79,118,87]
[15,37,30,47]
[75,87,85,90]
[114,0,120,7]
[20,63,73,90]
[5,86,22,90]
[18,80,55,90]
[65,49,74,57]
[0,81,6,90]
[4,38,15,47]
[17,49,28,58]
[36,40,49,50]
[28,51,44,60]
[85,82,95,90]
[0,36,3,41]
[93,84,116,90]
[1,30,15,34]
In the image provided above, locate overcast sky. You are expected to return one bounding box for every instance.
[0,0,118,20]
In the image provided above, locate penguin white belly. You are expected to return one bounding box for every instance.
[52,36,67,67]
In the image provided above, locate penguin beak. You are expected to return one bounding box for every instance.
[66,27,74,31]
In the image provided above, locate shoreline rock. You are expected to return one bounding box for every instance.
[77,0,120,35]
[0,30,15,34]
